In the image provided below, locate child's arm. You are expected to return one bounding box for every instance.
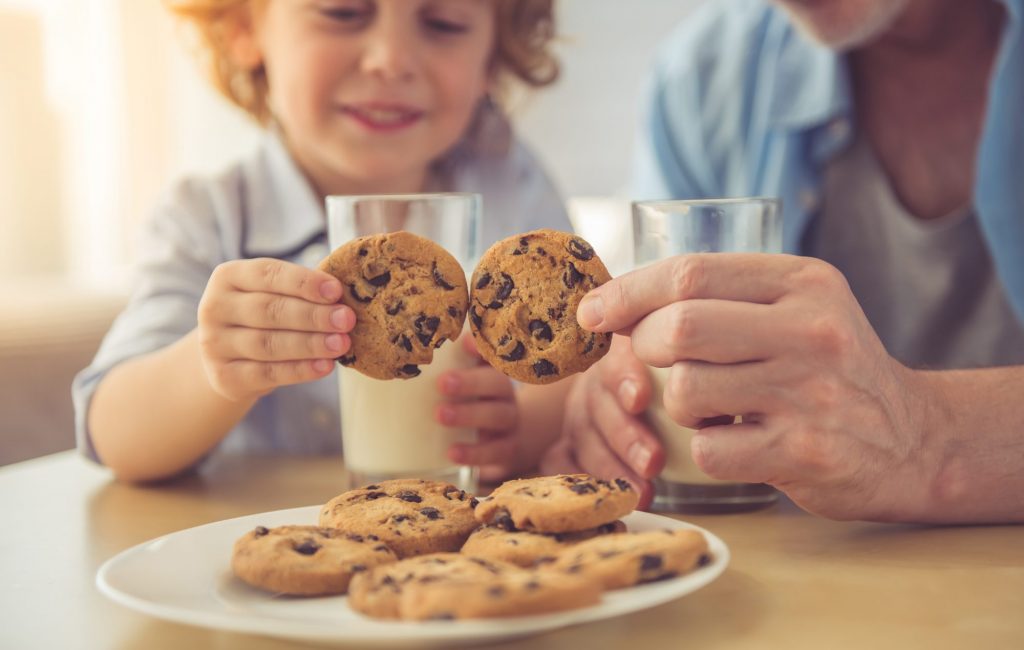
[88,259,352,483]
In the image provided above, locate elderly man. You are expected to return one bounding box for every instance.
[546,0,1024,523]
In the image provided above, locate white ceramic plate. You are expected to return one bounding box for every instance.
[97,506,728,648]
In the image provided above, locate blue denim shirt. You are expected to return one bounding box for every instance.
[634,0,1024,322]
[72,131,571,463]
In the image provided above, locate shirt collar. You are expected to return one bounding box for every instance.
[241,129,327,259]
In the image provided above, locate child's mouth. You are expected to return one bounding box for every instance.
[342,104,423,132]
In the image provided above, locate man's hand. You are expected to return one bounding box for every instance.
[573,253,942,522]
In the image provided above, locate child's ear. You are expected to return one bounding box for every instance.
[224,4,263,71]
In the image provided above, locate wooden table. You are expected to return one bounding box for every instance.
[2,452,1022,649]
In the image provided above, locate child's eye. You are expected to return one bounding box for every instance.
[318,1,373,24]
[423,17,469,35]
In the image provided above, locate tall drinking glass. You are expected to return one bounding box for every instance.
[326,193,481,493]
[632,197,782,513]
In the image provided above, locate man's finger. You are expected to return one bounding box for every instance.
[630,299,785,366]
[577,253,804,333]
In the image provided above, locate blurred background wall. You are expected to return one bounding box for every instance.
[0,0,706,465]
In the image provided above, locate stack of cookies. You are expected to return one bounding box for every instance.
[231,474,712,621]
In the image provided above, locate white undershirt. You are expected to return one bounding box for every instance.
[809,136,1024,369]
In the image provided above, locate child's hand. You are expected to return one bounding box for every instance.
[436,335,520,483]
[197,258,354,401]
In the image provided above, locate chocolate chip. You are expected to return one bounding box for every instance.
[536,246,547,256]
[529,320,553,342]
[568,237,595,261]
[254,526,269,537]
[500,341,526,362]
[336,354,356,366]
[547,303,566,321]
[511,237,530,255]
[470,557,503,574]
[495,273,514,300]
[524,580,541,591]
[697,553,712,568]
[348,283,373,303]
[392,514,410,523]
[447,306,460,318]
[475,273,492,289]
[583,333,596,354]
[640,554,663,572]
[566,564,583,574]
[569,482,598,495]
[469,306,482,330]
[367,270,391,287]
[533,359,558,378]
[367,534,380,541]
[396,491,423,503]
[347,534,365,542]
[365,485,380,490]
[563,262,585,289]
[487,586,505,598]
[394,334,412,352]
[493,510,515,530]
[351,564,367,572]
[486,300,504,309]
[614,478,632,491]
[470,497,479,508]
[358,248,368,257]
[294,540,320,555]
[432,262,455,290]
[386,300,404,316]
[419,507,442,520]
[398,364,421,377]
[365,491,387,500]
[373,544,390,552]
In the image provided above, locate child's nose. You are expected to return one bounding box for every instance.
[360,24,418,82]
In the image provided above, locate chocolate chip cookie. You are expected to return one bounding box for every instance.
[318,479,479,558]
[474,474,639,534]
[318,231,468,380]
[348,552,600,620]
[230,525,398,596]
[397,567,601,620]
[468,229,612,384]
[348,553,518,619]
[549,529,711,590]
[461,520,627,567]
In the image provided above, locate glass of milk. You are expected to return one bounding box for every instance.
[326,193,481,493]
[632,198,782,513]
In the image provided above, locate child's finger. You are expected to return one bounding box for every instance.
[215,258,343,304]
[438,367,514,400]
[223,329,351,362]
[461,332,482,357]
[213,292,355,333]
[436,401,518,430]
[217,358,335,395]
[447,434,518,467]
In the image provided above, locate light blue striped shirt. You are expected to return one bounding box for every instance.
[634,0,1024,324]
[73,131,571,464]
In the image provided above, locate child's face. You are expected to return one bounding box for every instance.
[245,0,496,195]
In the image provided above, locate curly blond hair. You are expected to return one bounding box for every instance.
[165,0,559,125]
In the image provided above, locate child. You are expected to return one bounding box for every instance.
[73,0,574,483]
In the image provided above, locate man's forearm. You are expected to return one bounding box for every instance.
[88,329,256,482]
[917,365,1024,523]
